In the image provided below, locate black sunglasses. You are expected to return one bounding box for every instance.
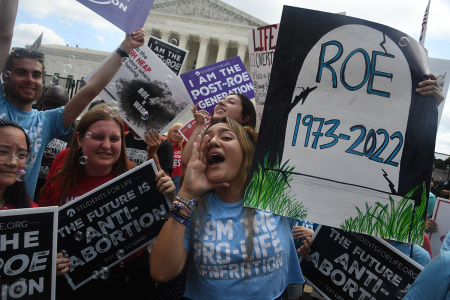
[10,48,45,62]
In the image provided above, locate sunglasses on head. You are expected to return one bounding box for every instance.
[10,48,45,62]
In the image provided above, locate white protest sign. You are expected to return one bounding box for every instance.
[429,197,450,257]
[0,207,58,299]
[85,46,192,140]
[246,7,437,244]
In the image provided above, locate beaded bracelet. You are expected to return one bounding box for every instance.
[170,214,189,226]
[173,200,192,215]
[175,195,196,210]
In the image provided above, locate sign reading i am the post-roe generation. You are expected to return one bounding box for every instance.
[181,56,255,114]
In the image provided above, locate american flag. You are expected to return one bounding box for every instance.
[419,0,431,46]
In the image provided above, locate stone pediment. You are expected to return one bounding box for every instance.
[151,0,267,27]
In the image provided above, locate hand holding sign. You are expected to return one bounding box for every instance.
[120,28,146,53]
[415,73,445,105]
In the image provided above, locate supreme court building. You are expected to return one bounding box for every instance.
[40,0,267,88]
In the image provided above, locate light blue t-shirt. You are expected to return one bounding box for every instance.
[0,82,67,198]
[184,192,304,299]
[428,192,437,218]
[389,241,431,267]
[404,232,450,300]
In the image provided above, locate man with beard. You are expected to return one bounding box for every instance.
[0,0,145,199]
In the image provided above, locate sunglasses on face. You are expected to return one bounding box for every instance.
[10,48,45,62]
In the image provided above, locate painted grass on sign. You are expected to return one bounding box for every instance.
[340,182,427,244]
[245,152,307,220]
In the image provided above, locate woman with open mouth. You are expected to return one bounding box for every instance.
[151,117,304,299]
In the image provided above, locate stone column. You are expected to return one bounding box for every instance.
[160,30,170,42]
[178,33,190,74]
[237,42,247,63]
[238,42,247,63]
[195,36,209,69]
[178,33,189,49]
[216,38,229,63]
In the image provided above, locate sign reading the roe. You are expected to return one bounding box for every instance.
[245,7,437,244]
[181,56,255,114]
[0,207,57,299]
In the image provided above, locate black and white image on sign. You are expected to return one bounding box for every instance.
[57,159,171,290]
[84,45,192,141]
[0,207,58,300]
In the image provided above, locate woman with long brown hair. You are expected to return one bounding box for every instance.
[151,118,303,299]
[39,103,175,300]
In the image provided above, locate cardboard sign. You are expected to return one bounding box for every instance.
[245,7,437,243]
[84,45,192,141]
[180,56,255,114]
[0,207,58,299]
[429,57,450,126]
[147,36,189,75]
[57,160,171,289]
[300,225,423,300]
[248,24,279,127]
[429,197,450,257]
[179,118,210,141]
[76,0,154,35]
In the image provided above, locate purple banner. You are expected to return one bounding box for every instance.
[77,0,154,35]
[180,56,255,114]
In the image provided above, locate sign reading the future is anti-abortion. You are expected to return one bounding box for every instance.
[76,0,154,35]
[84,45,192,141]
[300,226,422,300]
[0,207,58,299]
[58,160,171,290]
[180,56,255,114]
[245,6,438,244]
[148,36,188,75]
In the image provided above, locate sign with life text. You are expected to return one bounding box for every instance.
[300,226,423,300]
[245,7,437,243]
[180,56,255,114]
[57,160,171,290]
[429,197,450,257]
[0,207,58,300]
[179,118,210,141]
[76,0,154,35]
[147,36,188,75]
[248,24,279,127]
[84,45,192,141]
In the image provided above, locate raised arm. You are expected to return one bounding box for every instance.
[62,28,145,127]
[0,0,18,70]
[180,104,210,171]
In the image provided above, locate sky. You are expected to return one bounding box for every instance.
[10,0,450,155]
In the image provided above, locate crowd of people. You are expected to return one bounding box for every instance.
[0,0,449,299]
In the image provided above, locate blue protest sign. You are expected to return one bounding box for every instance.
[181,56,255,114]
[76,0,154,34]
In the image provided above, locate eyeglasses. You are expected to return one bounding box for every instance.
[10,48,45,62]
[0,147,35,165]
